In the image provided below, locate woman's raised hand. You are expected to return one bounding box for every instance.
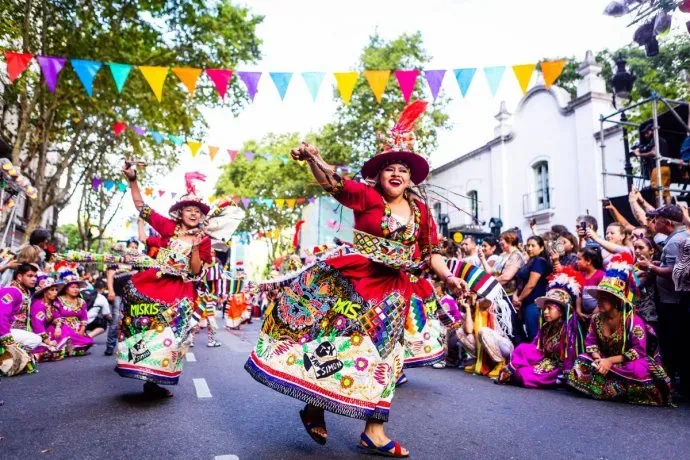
[290,142,320,162]
[122,162,137,182]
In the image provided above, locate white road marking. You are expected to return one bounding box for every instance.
[193,378,212,398]
[214,456,239,460]
[186,352,196,362]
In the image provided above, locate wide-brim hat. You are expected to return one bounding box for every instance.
[535,288,572,310]
[360,150,430,185]
[584,252,635,306]
[0,345,31,376]
[169,195,210,219]
[56,270,87,291]
[33,276,65,299]
[584,283,630,306]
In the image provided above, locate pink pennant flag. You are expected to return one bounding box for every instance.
[37,56,67,93]
[205,69,233,99]
[113,121,127,136]
[395,70,419,103]
[424,70,446,102]
[158,190,165,197]
[238,71,261,101]
[228,149,239,162]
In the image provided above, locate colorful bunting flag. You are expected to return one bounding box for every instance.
[286,198,297,210]
[228,150,239,162]
[171,192,177,199]
[117,182,127,192]
[454,68,476,97]
[169,135,185,146]
[269,72,293,100]
[301,72,325,102]
[5,51,33,83]
[296,198,306,205]
[138,66,168,102]
[275,198,285,210]
[144,187,153,197]
[334,72,358,105]
[37,56,67,93]
[541,59,567,90]
[244,152,255,161]
[364,70,390,103]
[241,198,251,209]
[108,62,132,93]
[395,70,419,103]
[172,67,203,97]
[113,121,127,136]
[70,59,102,97]
[187,140,202,157]
[512,64,537,95]
[150,131,164,143]
[158,190,165,197]
[424,70,446,102]
[104,180,115,191]
[208,146,219,161]
[263,198,274,208]
[91,177,103,190]
[206,69,233,99]
[484,66,506,96]
[238,71,261,101]
[131,125,146,136]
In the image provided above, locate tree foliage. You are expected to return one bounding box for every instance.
[0,0,263,239]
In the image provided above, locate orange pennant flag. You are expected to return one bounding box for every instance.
[275,198,285,210]
[286,198,297,209]
[208,146,219,161]
[512,64,536,95]
[334,72,358,105]
[364,70,391,103]
[138,66,169,102]
[541,59,567,90]
[187,140,202,157]
[172,67,202,97]
[144,187,153,197]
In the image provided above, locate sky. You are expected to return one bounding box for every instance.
[62,0,651,239]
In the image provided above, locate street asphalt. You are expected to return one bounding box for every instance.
[1,318,689,460]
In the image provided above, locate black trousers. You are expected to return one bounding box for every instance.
[657,300,690,392]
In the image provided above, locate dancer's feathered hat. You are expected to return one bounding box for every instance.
[360,100,430,185]
[536,267,585,311]
[584,252,635,306]
[168,171,211,218]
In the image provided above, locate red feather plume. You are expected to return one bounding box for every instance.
[550,265,585,290]
[393,100,428,132]
[184,171,207,195]
[610,252,634,266]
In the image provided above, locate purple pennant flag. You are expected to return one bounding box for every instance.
[37,56,67,93]
[308,197,316,205]
[171,192,177,199]
[91,177,103,190]
[241,198,251,209]
[244,152,255,161]
[238,71,262,102]
[131,125,147,136]
[424,69,446,102]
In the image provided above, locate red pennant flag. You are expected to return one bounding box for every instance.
[5,51,34,83]
[296,198,306,205]
[395,70,419,103]
[228,149,238,162]
[113,121,127,136]
[232,196,241,205]
[206,69,233,99]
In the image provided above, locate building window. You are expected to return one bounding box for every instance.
[533,161,550,210]
[468,190,479,222]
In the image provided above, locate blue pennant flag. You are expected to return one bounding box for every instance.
[484,66,506,96]
[71,59,102,97]
[168,134,185,146]
[107,62,132,93]
[454,68,477,97]
[150,131,164,144]
[269,72,293,100]
[301,72,325,102]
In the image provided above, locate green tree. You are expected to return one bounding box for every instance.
[318,32,451,168]
[0,0,263,239]
[215,132,316,262]
[57,223,81,250]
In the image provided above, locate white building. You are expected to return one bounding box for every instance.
[428,51,628,238]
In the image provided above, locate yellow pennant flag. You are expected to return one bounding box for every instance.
[286,198,297,209]
[187,140,202,157]
[541,59,567,90]
[138,66,169,102]
[208,195,217,203]
[125,221,132,229]
[512,64,536,95]
[275,198,285,210]
[172,67,202,97]
[364,70,391,103]
[272,229,280,239]
[334,72,358,105]
[208,146,219,161]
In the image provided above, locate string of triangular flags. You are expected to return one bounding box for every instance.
[4,51,567,104]
[111,120,354,176]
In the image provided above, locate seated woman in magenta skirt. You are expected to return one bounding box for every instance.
[497,267,583,388]
[566,253,672,406]
[52,267,95,356]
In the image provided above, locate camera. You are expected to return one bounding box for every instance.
[547,240,565,257]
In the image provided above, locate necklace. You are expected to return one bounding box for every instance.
[10,281,29,297]
[381,199,421,245]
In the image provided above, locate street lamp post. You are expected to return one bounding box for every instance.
[611,56,636,193]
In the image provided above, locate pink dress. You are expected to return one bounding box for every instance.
[29,298,69,361]
[53,296,94,355]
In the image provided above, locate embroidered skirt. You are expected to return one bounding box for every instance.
[114,270,196,385]
[245,252,443,422]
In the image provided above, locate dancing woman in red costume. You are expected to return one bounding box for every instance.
[245,102,466,457]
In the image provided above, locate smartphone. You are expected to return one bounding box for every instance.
[580,221,588,232]
[602,199,611,206]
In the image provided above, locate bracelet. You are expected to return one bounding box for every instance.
[444,274,455,282]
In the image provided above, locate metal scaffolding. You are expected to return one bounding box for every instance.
[599,92,690,207]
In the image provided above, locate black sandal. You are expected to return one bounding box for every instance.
[299,405,327,445]
[143,382,173,398]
